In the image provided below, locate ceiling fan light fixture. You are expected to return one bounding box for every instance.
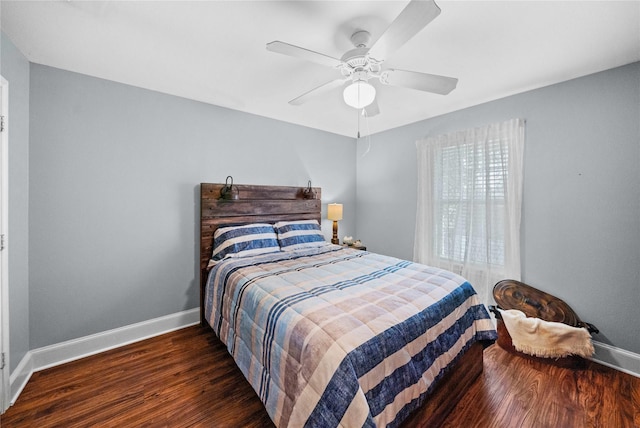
[343,80,376,109]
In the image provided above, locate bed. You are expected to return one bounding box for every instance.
[199,183,496,427]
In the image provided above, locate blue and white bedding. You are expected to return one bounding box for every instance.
[205,244,496,427]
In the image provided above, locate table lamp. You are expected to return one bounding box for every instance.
[327,203,343,245]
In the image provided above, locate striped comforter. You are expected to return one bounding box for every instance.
[205,244,496,427]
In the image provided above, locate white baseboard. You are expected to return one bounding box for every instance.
[9,350,33,408]
[9,308,199,408]
[591,341,640,378]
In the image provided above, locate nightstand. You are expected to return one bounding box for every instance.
[343,244,366,251]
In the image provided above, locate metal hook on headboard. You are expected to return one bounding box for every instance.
[303,180,317,199]
[219,176,239,200]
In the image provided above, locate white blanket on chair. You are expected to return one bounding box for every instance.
[500,309,594,358]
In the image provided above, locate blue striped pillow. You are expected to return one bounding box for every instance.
[212,223,281,260]
[274,220,326,251]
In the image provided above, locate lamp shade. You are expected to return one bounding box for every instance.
[327,203,343,221]
[343,81,376,109]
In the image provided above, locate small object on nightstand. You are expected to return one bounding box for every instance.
[342,239,366,251]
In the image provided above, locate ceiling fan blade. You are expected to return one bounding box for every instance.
[289,78,347,106]
[368,0,441,61]
[383,69,458,95]
[363,98,380,117]
[267,41,343,68]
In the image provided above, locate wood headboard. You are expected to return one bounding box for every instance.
[199,182,321,324]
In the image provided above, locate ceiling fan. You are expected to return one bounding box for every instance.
[266,0,458,117]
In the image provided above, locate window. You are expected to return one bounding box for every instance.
[436,140,508,265]
[415,119,525,306]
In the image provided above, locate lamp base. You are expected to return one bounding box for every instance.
[331,220,339,245]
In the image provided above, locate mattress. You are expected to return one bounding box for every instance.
[205,244,496,427]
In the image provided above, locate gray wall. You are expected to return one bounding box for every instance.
[7,35,640,365]
[28,64,356,349]
[356,62,640,355]
[1,31,30,373]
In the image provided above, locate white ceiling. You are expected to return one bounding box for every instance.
[1,1,639,137]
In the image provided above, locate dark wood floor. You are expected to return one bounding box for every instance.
[3,325,639,427]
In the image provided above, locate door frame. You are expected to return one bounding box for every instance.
[0,75,10,413]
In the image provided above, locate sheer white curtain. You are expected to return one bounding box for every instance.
[414,118,525,307]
